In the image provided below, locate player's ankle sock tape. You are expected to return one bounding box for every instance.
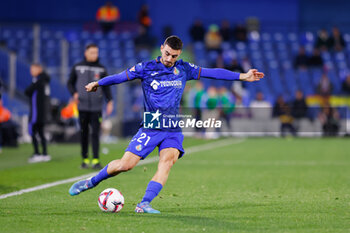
[91,165,112,186]
[92,158,99,165]
[141,181,163,203]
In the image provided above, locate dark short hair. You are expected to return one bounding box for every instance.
[85,43,98,50]
[164,35,183,50]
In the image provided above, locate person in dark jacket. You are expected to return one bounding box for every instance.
[67,43,113,169]
[25,63,51,163]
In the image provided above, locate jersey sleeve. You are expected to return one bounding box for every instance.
[183,62,202,81]
[125,62,145,80]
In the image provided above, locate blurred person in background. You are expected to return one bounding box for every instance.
[193,81,205,136]
[341,74,350,94]
[329,27,345,52]
[315,29,331,51]
[203,86,219,138]
[291,90,308,131]
[279,104,297,137]
[189,19,205,42]
[308,48,324,68]
[272,95,287,118]
[138,4,152,32]
[205,24,222,53]
[233,23,247,42]
[316,74,333,98]
[67,43,113,169]
[96,1,120,34]
[292,90,308,119]
[220,20,232,42]
[319,104,340,136]
[218,87,235,130]
[294,47,309,70]
[25,64,51,163]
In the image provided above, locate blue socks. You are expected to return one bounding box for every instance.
[141,181,163,203]
[91,165,112,186]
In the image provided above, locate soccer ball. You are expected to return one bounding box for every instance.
[98,188,124,213]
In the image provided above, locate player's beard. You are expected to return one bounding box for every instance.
[161,58,173,67]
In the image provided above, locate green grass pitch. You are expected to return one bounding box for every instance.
[0,137,349,233]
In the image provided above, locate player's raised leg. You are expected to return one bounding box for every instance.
[135,148,179,213]
[69,152,140,196]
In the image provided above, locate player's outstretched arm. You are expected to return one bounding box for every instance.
[200,68,264,82]
[85,71,130,92]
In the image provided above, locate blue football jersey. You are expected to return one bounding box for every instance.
[126,56,201,117]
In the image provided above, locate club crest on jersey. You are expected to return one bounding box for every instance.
[135,144,142,151]
[173,67,180,75]
[94,73,100,80]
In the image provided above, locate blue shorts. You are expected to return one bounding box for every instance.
[125,128,185,160]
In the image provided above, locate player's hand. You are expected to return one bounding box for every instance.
[85,81,99,92]
[240,69,265,82]
[106,101,114,116]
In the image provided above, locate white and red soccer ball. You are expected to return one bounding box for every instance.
[98,188,124,213]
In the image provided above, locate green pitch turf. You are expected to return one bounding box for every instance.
[0,137,349,233]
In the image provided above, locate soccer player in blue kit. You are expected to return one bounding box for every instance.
[69,35,264,213]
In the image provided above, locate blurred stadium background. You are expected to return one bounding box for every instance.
[1,0,350,143]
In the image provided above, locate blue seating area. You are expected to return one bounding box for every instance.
[1,24,350,110]
[193,31,350,103]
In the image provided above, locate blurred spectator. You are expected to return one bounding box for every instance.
[294,47,309,70]
[329,27,345,52]
[218,87,235,130]
[291,90,308,119]
[138,4,152,32]
[227,58,244,73]
[189,19,205,42]
[272,95,286,117]
[308,48,323,68]
[250,91,272,119]
[279,104,297,137]
[25,63,51,163]
[205,24,222,52]
[233,23,247,42]
[315,29,331,51]
[316,74,333,97]
[241,56,252,72]
[96,1,120,34]
[342,74,350,94]
[193,82,205,135]
[220,20,232,42]
[67,43,113,169]
[203,86,219,138]
[319,104,340,136]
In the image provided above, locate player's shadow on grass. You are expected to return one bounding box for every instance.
[122,213,236,231]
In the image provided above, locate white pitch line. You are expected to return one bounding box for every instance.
[0,138,245,200]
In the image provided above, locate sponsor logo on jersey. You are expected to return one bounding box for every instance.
[151,72,158,76]
[150,80,160,90]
